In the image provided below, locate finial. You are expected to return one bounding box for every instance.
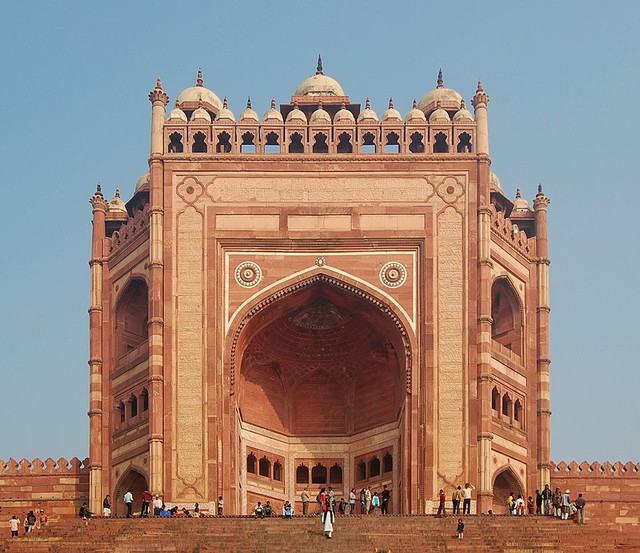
[389,98,394,109]
[247,96,252,109]
[413,99,417,109]
[341,101,346,109]
[436,100,442,108]
[294,100,299,109]
[223,97,228,109]
[96,182,102,194]
[198,99,203,109]
[197,68,203,87]
[115,186,120,198]
[175,100,179,108]
[365,98,371,110]
[460,99,466,109]
[437,68,444,88]
[155,77,162,90]
[537,183,544,196]
[476,81,484,93]
[318,100,323,110]
[316,54,323,75]
[270,98,276,109]
[516,188,521,198]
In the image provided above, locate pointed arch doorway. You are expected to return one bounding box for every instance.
[230,274,413,514]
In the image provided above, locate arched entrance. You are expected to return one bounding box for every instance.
[114,469,148,517]
[492,467,524,514]
[231,274,411,514]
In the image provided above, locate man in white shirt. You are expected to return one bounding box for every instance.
[9,515,20,537]
[463,483,475,514]
[153,495,163,516]
[124,490,134,518]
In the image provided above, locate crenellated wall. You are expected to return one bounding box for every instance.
[0,457,89,519]
[550,461,640,529]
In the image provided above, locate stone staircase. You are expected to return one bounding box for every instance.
[1,515,638,552]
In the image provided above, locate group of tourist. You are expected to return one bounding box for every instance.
[528,484,587,523]
[99,490,225,518]
[436,483,476,516]
[297,485,392,517]
[7,509,47,538]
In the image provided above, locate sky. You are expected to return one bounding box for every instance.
[0,0,638,464]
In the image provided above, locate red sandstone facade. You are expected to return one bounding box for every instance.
[85,62,555,516]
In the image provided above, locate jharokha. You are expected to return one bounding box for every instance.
[2,61,637,522]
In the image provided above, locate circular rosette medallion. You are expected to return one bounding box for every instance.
[235,261,262,288]
[380,262,407,288]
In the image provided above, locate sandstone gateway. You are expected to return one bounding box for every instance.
[86,62,552,517]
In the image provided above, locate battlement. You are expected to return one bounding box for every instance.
[0,456,89,475]
[551,460,640,477]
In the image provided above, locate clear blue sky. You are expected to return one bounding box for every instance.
[0,1,638,464]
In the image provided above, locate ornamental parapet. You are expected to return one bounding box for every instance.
[489,203,532,257]
[109,205,150,256]
[551,460,640,477]
[0,456,89,475]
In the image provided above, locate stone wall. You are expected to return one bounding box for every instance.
[550,461,640,529]
[0,457,89,519]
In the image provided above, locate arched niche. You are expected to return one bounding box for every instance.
[491,277,523,357]
[114,468,148,517]
[492,466,524,515]
[114,278,149,360]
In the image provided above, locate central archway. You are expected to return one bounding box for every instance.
[231,273,412,514]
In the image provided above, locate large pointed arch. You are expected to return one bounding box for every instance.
[492,464,525,514]
[491,275,524,357]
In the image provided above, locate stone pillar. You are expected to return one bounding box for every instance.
[534,185,551,490]
[148,79,168,496]
[88,185,106,515]
[472,81,493,512]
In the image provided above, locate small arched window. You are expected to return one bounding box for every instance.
[457,132,472,153]
[383,453,393,473]
[296,464,309,484]
[514,400,523,423]
[259,457,271,478]
[384,132,400,153]
[141,389,149,412]
[433,132,448,153]
[288,132,304,153]
[247,453,257,474]
[216,131,232,153]
[409,132,425,153]
[329,464,343,484]
[273,461,282,481]
[168,132,183,153]
[492,387,500,412]
[357,461,366,481]
[311,463,327,484]
[502,394,512,418]
[265,131,280,153]
[241,132,256,153]
[369,457,381,478]
[337,132,353,153]
[361,132,376,154]
[130,395,138,418]
[312,132,329,153]
[192,132,208,153]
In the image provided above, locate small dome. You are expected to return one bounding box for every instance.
[191,106,212,123]
[167,102,187,122]
[135,171,150,192]
[286,103,307,124]
[418,69,463,113]
[357,99,379,123]
[382,98,402,123]
[334,103,355,124]
[513,189,532,211]
[262,99,284,124]
[405,99,426,123]
[295,56,345,96]
[490,172,503,192]
[176,69,223,111]
[107,188,128,214]
[429,106,450,122]
[216,98,235,123]
[310,103,331,124]
[239,98,259,123]
[453,100,473,122]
